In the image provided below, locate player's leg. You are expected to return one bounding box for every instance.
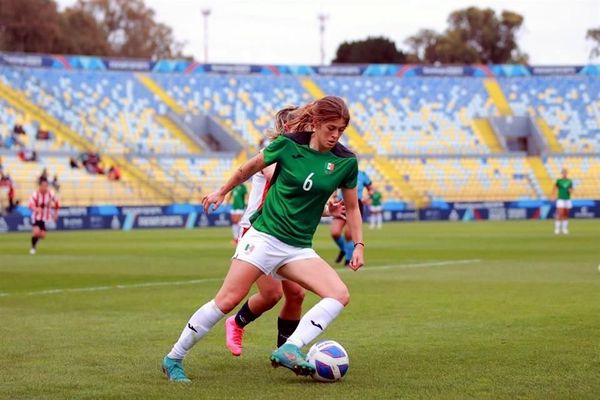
[30,224,42,254]
[277,280,305,347]
[377,209,383,228]
[342,227,354,265]
[225,275,283,356]
[554,201,563,234]
[271,257,349,374]
[561,204,570,234]
[369,208,375,229]
[330,217,346,263]
[164,259,263,381]
[230,212,241,243]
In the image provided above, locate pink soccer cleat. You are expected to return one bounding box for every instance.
[225,316,245,356]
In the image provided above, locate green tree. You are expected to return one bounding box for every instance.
[334,36,407,64]
[73,0,185,59]
[405,7,529,64]
[586,27,600,60]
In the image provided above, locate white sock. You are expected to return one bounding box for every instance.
[555,220,561,232]
[286,297,344,348]
[377,214,383,228]
[369,215,375,228]
[562,220,569,231]
[232,223,240,240]
[167,299,225,360]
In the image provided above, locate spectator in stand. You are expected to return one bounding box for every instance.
[69,157,80,169]
[0,173,9,214]
[18,150,37,162]
[51,174,60,192]
[13,124,25,135]
[108,165,121,181]
[36,128,50,140]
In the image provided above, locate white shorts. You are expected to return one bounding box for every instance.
[233,227,319,276]
[231,209,245,216]
[556,199,572,209]
[370,206,383,213]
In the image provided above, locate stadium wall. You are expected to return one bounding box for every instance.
[2,201,599,233]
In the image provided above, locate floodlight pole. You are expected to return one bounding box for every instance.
[202,8,211,63]
[318,13,329,65]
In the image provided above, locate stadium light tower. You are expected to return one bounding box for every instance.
[318,13,329,65]
[201,8,211,63]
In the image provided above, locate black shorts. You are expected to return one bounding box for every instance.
[33,220,46,231]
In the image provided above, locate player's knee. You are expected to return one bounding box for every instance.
[262,287,283,306]
[328,285,350,306]
[284,286,305,305]
[215,290,245,314]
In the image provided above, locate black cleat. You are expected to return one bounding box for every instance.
[335,250,345,264]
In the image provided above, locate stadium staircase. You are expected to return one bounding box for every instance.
[371,156,426,207]
[136,74,205,153]
[0,79,174,203]
[299,78,375,155]
[526,156,554,197]
[483,79,513,116]
[471,119,504,152]
[535,118,564,153]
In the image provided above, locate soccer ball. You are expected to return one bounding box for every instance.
[306,340,349,382]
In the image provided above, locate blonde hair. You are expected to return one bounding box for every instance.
[285,96,350,134]
[265,105,298,140]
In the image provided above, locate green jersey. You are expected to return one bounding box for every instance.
[251,133,358,248]
[555,178,573,200]
[371,191,382,206]
[231,184,247,210]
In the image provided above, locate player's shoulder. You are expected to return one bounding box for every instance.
[282,132,356,159]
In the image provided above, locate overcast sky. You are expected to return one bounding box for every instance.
[57,0,600,65]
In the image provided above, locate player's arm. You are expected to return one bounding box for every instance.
[28,194,40,213]
[203,153,267,213]
[341,186,364,271]
[551,182,557,199]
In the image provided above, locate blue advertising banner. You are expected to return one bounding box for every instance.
[2,51,597,77]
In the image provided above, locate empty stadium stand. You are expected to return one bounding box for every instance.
[0,58,598,208]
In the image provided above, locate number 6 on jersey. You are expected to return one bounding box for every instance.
[303,172,315,191]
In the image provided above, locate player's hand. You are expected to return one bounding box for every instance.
[202,191,225,214]
[349,245,364,271]
[328,200,346,219]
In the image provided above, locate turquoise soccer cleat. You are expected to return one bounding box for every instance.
[270,343,315,376]
[162,356,191,383]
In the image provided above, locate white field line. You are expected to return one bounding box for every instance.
[344,259,482,272]
[0,259,482,297]
[0,277,221,298]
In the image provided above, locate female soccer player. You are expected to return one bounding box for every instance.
[28,177,60,254]
[162,96,364,382]
[368,186,383,229]
[226,107,346,356]
[552,168,574,234]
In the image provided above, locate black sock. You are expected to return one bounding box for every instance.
[234,301,259,328]
[277,317,300,347]
[31,237,39,248]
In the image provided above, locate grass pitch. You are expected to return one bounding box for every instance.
[1,220,599,399]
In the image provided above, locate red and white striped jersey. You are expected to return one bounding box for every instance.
[29,190,60,222]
